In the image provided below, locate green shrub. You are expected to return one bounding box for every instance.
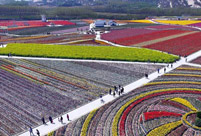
[195,117,201,127]
[197,111,201,118]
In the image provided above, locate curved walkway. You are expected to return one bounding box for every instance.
[18,49,201,136]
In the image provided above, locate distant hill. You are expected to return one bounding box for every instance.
[158,0,201,8]
[1,0,201,8]
[79,0,201,8]
[124,0,201,8]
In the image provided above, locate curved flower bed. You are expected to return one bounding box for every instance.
[141,111,182,122]
[80,109,97,136]
[147,120,182,136]
[115,88,201,136]
[169,98,197,111]
[182,111,201,131]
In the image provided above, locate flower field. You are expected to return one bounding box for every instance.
[155,20,201,26]
[191,57,201,65]
[101,25,197,47]
[145,32,201,56]
[0,43,179,63]
[0,20,75,30]
[189,22,201,28]
[101,28,161,42]
[109,30,187,46]
[0,58,165,136]
[127,20,154,24]
[0,33,95,45]
[47,65,201,136]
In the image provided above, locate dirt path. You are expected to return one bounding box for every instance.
[131,31,198,47]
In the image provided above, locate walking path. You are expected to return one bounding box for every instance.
[18,49,201,136]
[0,55,167,66]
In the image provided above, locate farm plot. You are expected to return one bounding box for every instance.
[0,43,179,63]
[111,30,188,46]
[48,65,201,136]
[101,28,161,42]
[154,20,201,26]
[191,56,201,65]
[0,33,95,45]
[189,22,201,28]
[145,32,201,56]
[0,58,164,136]
[28,59,164,87]
[0,68,81,136]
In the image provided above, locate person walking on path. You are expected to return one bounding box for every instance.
[118,85,121,89]
[100,94,104,103]
[109,88,112,95]
[145,73,148,79]
[118,91,121,96]
[121,87,124,94]
[113,91,116,97]
[164,68,166,73]
[157,68,160,74]
[60,116,63,124]
[49,116,53,123]
[67,114,70,121]
[29,126,34,136]
[114,86,117,91]
[42,117,46,125]
[36,129,40,136]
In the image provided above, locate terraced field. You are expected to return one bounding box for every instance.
[49,65,201,136]
[0,58,164,136]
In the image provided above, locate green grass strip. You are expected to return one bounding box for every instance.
[0,43,179,63]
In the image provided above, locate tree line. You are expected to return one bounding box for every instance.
[0,5,201,20]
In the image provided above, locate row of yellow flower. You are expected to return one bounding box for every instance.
[164,73,201,78]
[47,131,54,136]
[112,88,201,136]
[169,98,197,111]
[145,81,201,86]
[80,109,97,136]
[147,120,182,136]
[182,111,201,131]
[127,20,154,24]
[176,67,201,71]
[155,20,201,25]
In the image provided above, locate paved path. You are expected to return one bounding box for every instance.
[0,55,167,66]
[18,49,201,136]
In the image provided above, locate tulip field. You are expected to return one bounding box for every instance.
[108,30,188,46]
[191,57,201,65]
[0,20,75,30]
[47,65,201,136]
[1,18,201,136]
[0,58,165,136]
[145,32,201,56]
